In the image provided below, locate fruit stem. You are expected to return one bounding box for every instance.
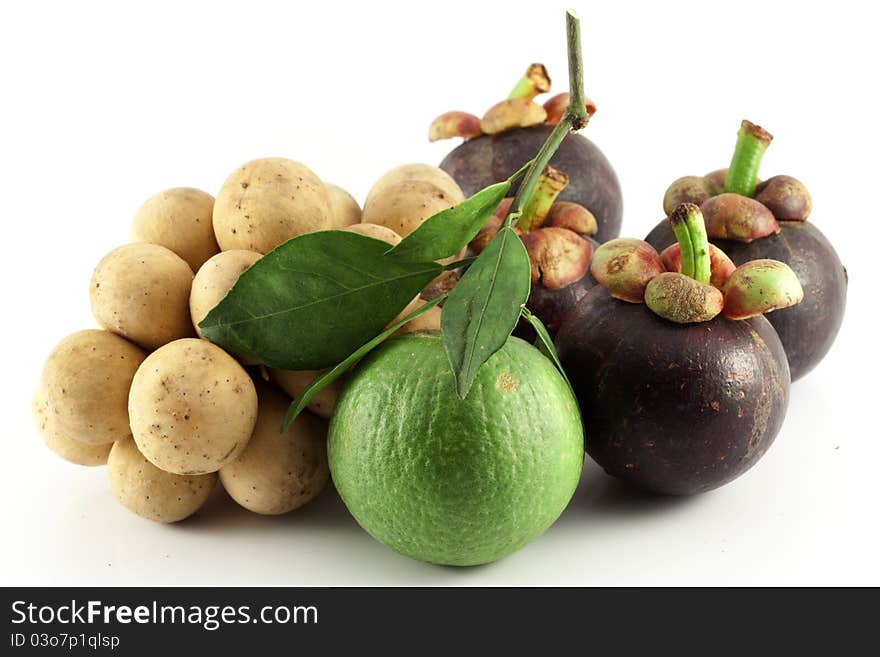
[517,166,569,232]
[564,10,590,130]
[505,10,589,230]
[669,203,711,284]
[724,120,773,197]
[508,64,551,101]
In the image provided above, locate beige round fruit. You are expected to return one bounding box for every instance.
[220,384,329,515]
[393,297,442,335]
[213,157,333,253]
[90,243,195,351]
[343,223,402,245]
[269,369,342,419]
[128,339,258,475]
[130,187,219,271]
[362,179,459,237]
[325,183,362,229]
[364,163,464,208]
[190,250,262,338]
[108,438,216,523]
[37,330,146,445]
[32,386,113,466]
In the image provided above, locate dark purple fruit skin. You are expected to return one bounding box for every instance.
[645,220,847,382]
[643,218,677,251]
[514,236,600,343]
[515,271,598,343]
[555,286,790,495]
[440,125,623,243]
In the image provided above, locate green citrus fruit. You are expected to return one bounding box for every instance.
[328,332,584,566]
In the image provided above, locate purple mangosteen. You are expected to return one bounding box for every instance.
[644,120,846,381]
[556,203,804,495]
[429,64,622,243]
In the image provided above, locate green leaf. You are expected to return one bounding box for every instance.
[282,294,447,431]
[386,181,509,263]
[441,226,531,398]
[199,231,442,370]
[521,307,573,390]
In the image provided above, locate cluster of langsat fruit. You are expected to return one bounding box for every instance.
[32,159,464,522]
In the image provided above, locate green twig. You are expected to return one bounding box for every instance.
[505,10,589,229]
[282,293,448,431]
[443,256,477,271]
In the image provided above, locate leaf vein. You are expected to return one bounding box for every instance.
[211,268,438,329]
[460,228,510,384]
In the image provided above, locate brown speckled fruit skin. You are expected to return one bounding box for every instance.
[440,126,622,243]
[555,287,790,495]
[645,220,847,382]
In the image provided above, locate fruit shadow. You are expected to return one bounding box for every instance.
[564,369,836,521]
[564,457,699,520]
[164,456,698,584]
[179,480,468,583]
[188,478,354,532]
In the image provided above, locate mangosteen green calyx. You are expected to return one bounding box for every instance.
[469,164,598,337]
[430,63,622,243]
[555,203,803,495]
[645,120,847,381]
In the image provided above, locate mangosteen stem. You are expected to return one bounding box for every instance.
[724,120,773,197]
[508,64,551,101]
[669,203,711,284]
[505,10,589,230]
[517,166,569,232]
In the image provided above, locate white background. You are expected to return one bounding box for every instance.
[1,0,877,586]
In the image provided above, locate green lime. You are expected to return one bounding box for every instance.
[328,332,584,566]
